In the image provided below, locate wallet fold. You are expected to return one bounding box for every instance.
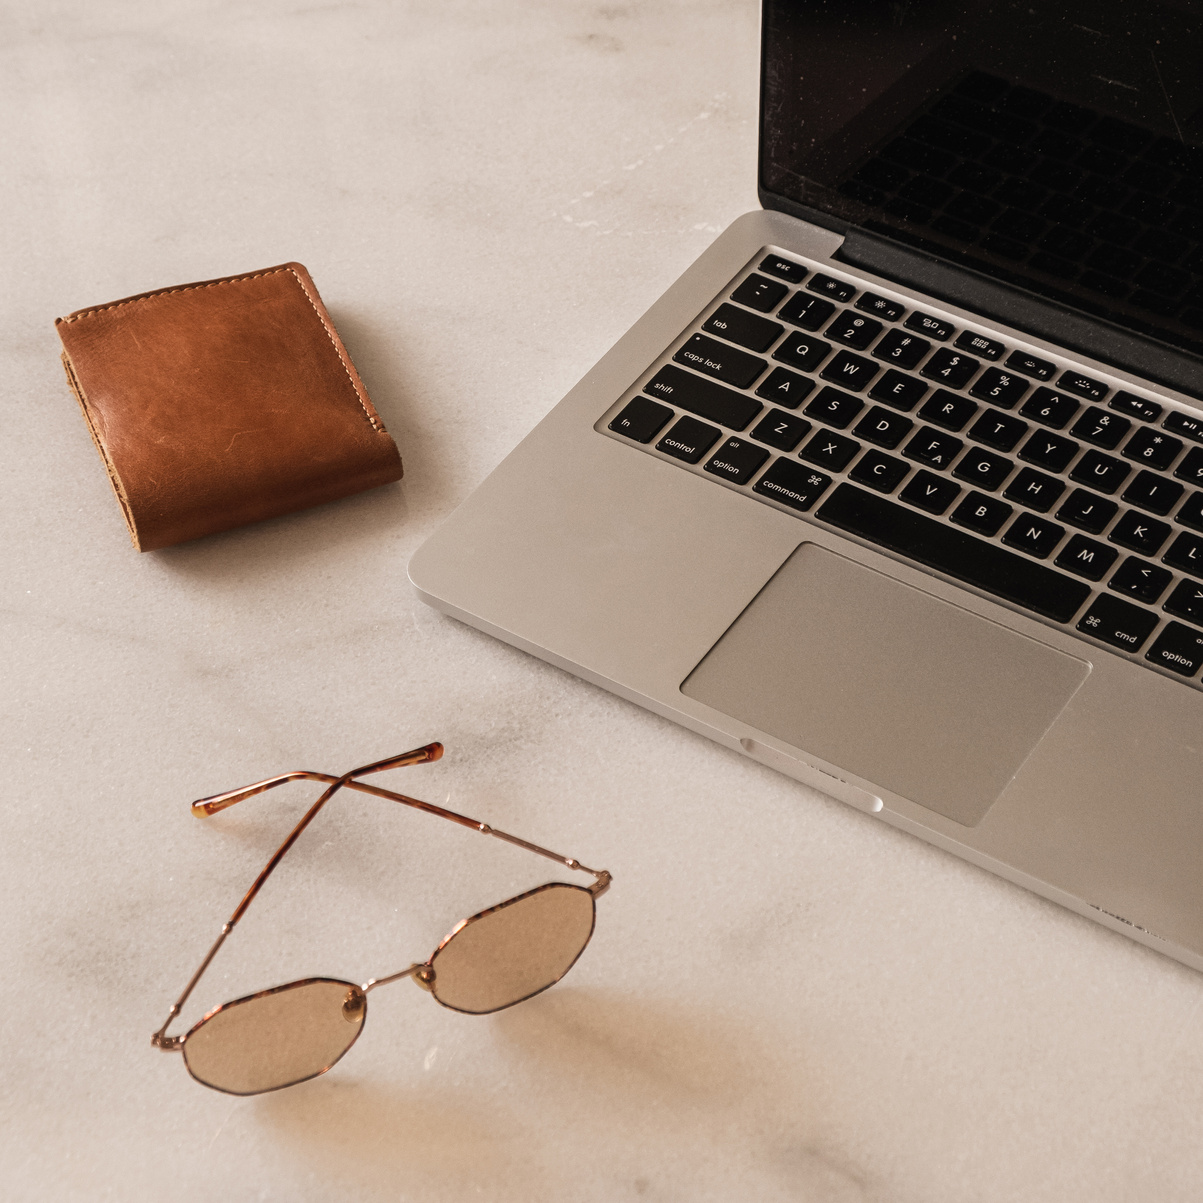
[55,262,403,551]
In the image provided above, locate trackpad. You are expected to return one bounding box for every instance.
[681,543,1090,826]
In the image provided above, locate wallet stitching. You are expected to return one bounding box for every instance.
[57,267,382,433]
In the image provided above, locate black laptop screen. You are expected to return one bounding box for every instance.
[761,0,1203,358]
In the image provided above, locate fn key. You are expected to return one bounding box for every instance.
[609,397,673,443]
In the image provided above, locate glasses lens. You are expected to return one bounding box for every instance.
[428,882,595,1014]
[182,978,366,1095]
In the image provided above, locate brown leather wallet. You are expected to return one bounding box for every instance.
[55,262,402,551]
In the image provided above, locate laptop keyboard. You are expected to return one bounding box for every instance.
[601,248,1203,688]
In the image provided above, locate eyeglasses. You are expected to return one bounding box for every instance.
[152,743,610,1095]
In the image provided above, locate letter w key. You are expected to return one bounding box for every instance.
[820,351,880,392]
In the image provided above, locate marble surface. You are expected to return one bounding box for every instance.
[4,3,1203,1200]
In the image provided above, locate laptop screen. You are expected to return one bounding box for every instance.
[761,1,1203,361]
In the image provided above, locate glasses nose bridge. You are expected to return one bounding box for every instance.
[361,961,432,994]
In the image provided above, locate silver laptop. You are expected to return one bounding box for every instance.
[411,2,1203,971]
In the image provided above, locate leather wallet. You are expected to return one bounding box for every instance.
[55,262,403,551]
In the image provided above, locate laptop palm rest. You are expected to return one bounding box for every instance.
[681,543,1091,827]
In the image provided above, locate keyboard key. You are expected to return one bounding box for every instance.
[905,427,963,469]
[779,293,836,331]
[674,334,767,389]
[755,366,814,410]
[804,386,864,430]
[1123,426,1183,470]
[1005,350,1057,380]
[1176,491,1203,531]
[1019,431,1079,473]
[1070,406,1130,449]
[904,312,954,340]
[1163,530,1203,577]
[704,437,770,485]
[917,389,978,432]
[1110,556,1173,603]
[609,397,674,443]
[1109,509,1171,555]
[1077,593,1160,651]
[900,470,961,514]
[752,458,831,511]
[856,292,905,321]
[1003,513,1066,558]
[808,273,856,302]
[951,492,1013,536]
[920,349,980,389]
[825,311,883,350]
[751,409,811,452]
[656,416,721,463]
[703,304,784,353]
[849,449,910,492]
[1110,390,1163,422]
[954,448,1014,491]
[799,429,861,471]
[774,332,833,373]
[758,254,807,284]
[820,350,880,392]
[1056,489,1118,534]
[869,369,928,411]
[1174,447,1203,485]
[1004,467,1065,513]
[1020,387,1080,428]
[1056,370,1109,401]
[955,330,1005,359]
[731,273,789,313]
[816,483,1089,621]
[1068,449,1130,494]
[1145,621,1203,676]
[968,410,1028,452]
[969,367,1030,409]
[853,406,914,449]
[1164,410,1203,442]
[1164,578,1203,626]
[644,365,762,431]
[1055,535,1118,581]
[873,328,932,371]
[1122,470,1184,516]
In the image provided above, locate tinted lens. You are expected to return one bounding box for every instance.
[182,978,366,1095]
[429,882,596,1014]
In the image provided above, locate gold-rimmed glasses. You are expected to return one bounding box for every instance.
[152,743,610,1095]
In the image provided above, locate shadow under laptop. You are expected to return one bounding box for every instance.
[253,987,874,1200]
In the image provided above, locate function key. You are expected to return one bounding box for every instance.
[609,396,673,443]
[656,415,722,464]
[1110,390,1163,422]
[954,330,1006,360]
[1145,621,1203,677]
[807,273,857,302]
[702,304,783,353]
[1056,371,1109,402]
[856,293,905,321]
[1004,350,1057,381]
[825,311,883,350]
[758,254,808,284]
[779,293,836,331]
[730,273,789,313]
[1076,592,1160,651]
[752,458,832,511]
[904,312,955,340]
[1163,410,1203,442]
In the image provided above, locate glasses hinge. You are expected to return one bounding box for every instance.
[589,870,612,898]
[152,1032,183,1053]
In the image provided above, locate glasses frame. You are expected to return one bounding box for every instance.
[152,743,610,1092]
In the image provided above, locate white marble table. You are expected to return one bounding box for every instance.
[4,3,1202,1199]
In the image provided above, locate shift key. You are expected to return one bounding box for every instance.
[673,333,767,389]
[644,365,762,431]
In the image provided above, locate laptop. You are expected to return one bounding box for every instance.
[410,1,1203,971]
